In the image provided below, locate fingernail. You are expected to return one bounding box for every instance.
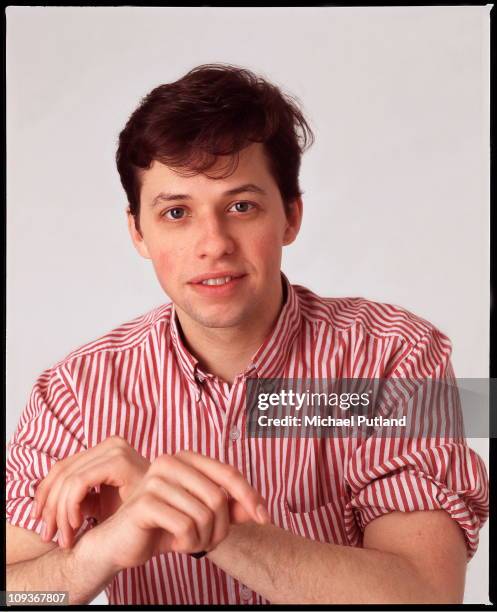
[30,501,38,519]
[256,505,270,524]
[58,532,65,548]
[41,521,47,540]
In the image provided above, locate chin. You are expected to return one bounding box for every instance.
[193,314,247,329]
[186,307,250,330]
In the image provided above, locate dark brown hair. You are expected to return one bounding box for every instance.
[116,64,314,233]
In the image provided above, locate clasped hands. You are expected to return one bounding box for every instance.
[30,436,269,571]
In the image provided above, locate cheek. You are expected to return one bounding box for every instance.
[149,246,180,285]
[248,227,284,266]
[147,233,187,273]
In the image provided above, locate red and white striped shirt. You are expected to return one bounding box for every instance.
[6,274,489,604]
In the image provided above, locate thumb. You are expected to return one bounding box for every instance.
[229,499,261,525]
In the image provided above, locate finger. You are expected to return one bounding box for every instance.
[38,449,94,538]
[59,479,101,549]
[57,481,76,549]
[36,439,148,530]
[34,439,126,521]
[67,490,101,532]
[173,451,269,525]
[43,445,146,546]
[55,455,126,547]
[61,494,100,549]
[144,475,217,551]
[40,453,96,542]
[33,456,78,520]
[41,473,68,543]
[63,457,124,527]
[229,499,253,525]
[152,457,230,549]
[133,493,202,554]
[60,445,148,508]
[207,487,230,549]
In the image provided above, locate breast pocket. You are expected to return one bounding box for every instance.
[283,499,348,546]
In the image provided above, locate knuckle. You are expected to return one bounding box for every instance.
[176,516,195,540]
[153,453,167,465]
[107,435,128,449]
[144,474,163,491]
[56,506,66,522]
[153,454,174,470]
[66,490,79,507]
[70,473,85,487]
[196,506,213,528]
[136,491,154,509]
[115,453,130,468]
[224,464,239,478]
[110,447,128,460]
[181,515,195,533]
[210,491,226,512]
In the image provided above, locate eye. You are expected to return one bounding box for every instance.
[162,207,187,220]
[229,201,255,213]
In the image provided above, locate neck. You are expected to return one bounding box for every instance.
[175,282,285,385]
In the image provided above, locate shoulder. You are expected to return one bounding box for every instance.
[52,302,174,370]
[293,283,450,349]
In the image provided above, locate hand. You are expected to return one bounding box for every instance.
[31,436,150,548]
[84,450,270,571]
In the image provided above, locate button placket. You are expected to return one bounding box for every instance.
[193,370,206,402]
[229,425,240,441]
[224,380,246,477]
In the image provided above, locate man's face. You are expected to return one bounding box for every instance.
[127,143,302,332]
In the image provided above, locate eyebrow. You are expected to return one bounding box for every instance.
[150,183,267,207]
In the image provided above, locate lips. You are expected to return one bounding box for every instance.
[188,272,246,285]
[188,273,247,296]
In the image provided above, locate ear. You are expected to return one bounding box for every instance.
[283,197,303,246]
[127,208,151,259]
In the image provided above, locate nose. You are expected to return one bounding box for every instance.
[194,215,235,260]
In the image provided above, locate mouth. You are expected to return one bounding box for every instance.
[188,273,247,295]
[188,272,246,286]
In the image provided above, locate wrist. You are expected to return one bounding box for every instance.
[73,521,122,578]
[207,521,263,562]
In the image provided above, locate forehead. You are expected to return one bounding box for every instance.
[139,143,278,202]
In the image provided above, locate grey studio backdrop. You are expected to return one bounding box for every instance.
[6,6,490,605]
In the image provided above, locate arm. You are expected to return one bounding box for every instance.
[6,523,117,605]
[8,448,269,605]
[7,440,150,604]
[207,509,467,604]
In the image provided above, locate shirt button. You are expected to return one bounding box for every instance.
[240,585,251,600]
[229,426,240,441]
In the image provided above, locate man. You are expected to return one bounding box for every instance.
[6,64,488,604]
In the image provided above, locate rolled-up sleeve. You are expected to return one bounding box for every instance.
[344,328,489,559]
[6,365,88,540]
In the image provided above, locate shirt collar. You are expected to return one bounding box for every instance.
[169,304,201,389]
[169,272,302,386]
[249,272,302,379]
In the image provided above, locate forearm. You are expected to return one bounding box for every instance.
[207,523,442,604]
[7,529,118,605]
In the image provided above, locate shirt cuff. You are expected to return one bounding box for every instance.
[347,467,488,560]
